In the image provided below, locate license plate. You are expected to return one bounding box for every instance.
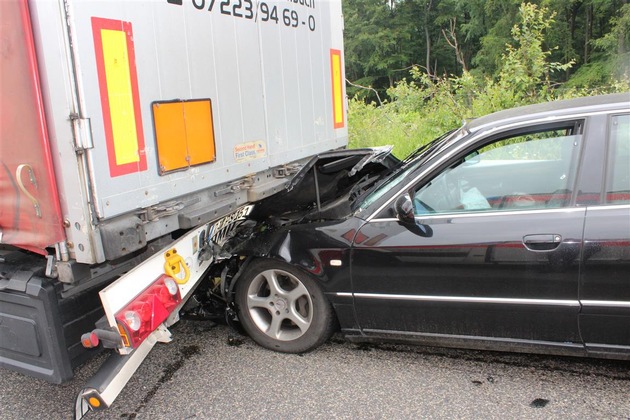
[208,204,253,246]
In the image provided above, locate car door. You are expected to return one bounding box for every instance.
[579,113,630,357]
[351,121,586,350]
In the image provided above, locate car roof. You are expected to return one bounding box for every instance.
[465,93,630,133]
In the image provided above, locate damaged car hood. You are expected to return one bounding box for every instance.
[286,145,394,191]
[248,146,399,224]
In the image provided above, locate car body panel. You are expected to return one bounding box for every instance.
[351,208,585,343]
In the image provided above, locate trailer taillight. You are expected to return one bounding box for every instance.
[115,275,181,348]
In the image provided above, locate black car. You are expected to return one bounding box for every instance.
[215,93,630,360]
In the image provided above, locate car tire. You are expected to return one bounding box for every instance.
[235,259,336,353]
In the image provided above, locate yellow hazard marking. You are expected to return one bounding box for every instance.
[102,29,139,166]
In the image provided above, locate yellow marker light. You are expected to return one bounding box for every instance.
[117,323,131,347]
[88,397,101,408]
[330,49,344,129]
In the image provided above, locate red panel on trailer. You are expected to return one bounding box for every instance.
[0,0,65,254]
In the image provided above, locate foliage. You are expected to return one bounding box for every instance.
[347,2,630,158]
[343,0,630,93]
[497,3,574,100]
[567,3,630,86]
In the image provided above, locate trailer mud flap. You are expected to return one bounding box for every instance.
[74,324,171,419]
[0,259,104,384]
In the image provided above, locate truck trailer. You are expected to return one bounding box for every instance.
[0,0,346,415]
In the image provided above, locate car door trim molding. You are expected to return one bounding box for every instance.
[584,342,630,351]
[585,204,630,211]
[339,292,580,307]
[581,300,630,308]
[369,207,586,223]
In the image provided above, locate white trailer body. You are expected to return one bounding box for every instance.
[26,0,346,265]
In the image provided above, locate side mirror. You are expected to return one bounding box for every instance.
[395,194,415,225]
[394,193,433,238]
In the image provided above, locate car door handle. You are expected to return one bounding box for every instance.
[523,234,562,251]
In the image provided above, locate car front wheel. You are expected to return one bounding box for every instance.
[235,259,336,353]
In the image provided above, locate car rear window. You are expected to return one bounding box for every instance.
[605,114,630,205]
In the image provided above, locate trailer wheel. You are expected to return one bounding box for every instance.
[235,259,335,353]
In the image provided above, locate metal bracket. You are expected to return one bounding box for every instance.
[273,164,301,178]
[70,113,94,152]
[214,177,254,197]
[45,255,58,278]
[139,200,185,222]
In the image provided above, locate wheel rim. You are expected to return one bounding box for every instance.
[246,268,313,341]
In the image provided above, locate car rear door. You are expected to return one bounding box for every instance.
[579,112,630,358]
[351,120,587,350]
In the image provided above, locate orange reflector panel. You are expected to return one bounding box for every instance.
[330,49,344,129]
[88,397,101,408]
[152,99,216,175]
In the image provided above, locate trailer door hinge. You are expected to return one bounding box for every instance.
[70,113,94,152]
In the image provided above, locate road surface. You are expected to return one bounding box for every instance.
[1,319,629,419]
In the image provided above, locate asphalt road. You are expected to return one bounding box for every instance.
[1,319,629,420]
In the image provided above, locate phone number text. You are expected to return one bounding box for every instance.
[190,0,316,31]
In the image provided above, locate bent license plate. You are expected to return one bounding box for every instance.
[208,205,253,246]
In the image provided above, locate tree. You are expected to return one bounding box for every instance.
[343,0,629,103]
[568,2,630,86]
[494,3,574,104]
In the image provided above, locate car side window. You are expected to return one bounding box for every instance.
[413,125,582,215]
[605,114,630,205]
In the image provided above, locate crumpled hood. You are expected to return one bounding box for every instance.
[247,146,399,225]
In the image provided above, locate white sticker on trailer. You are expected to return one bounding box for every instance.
[234,141,267,162]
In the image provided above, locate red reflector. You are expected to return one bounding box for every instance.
[81,332,100,348]
[114,275,181,348]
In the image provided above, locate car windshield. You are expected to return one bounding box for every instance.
[354,128,465,213]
